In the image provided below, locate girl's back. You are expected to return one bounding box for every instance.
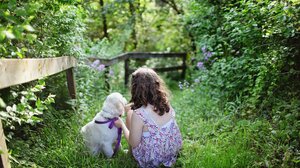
[132,105,182,167]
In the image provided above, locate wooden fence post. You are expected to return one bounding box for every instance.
[124,58,130,86]
[181,53,187,79]
[0,120,10,168]
[104,66,110,92]
[66,68,76,99]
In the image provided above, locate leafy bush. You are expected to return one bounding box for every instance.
[0,0,88,131]
[183,0,300,167]
[0,80,55,138]
[0,0,87,58]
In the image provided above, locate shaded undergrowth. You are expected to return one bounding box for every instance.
[8,77,299,168]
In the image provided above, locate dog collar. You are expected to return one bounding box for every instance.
[94,117,122,156]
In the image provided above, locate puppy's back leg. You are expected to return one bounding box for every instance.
[90,143,101,156]
[102,144,114,158]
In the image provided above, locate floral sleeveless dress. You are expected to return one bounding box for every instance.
[132,107,182,168]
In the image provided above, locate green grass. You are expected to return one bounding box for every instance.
[8,83,283,167]
[172,89,260,168]
[10,105,138,168]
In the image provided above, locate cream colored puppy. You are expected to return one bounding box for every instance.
[81,92,127,157]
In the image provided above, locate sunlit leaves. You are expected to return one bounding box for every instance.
[23,25,35,32]
[0,0,87,58]
[2,30,15,39]
[0,79,55,130]
[0,98,6,108]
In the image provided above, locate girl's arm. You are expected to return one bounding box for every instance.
[116,111,143,148]
[119,119,129,142]
[128,111,143,148]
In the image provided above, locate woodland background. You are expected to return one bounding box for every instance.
[0,0,299,167]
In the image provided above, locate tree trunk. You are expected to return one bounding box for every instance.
[99,0,109,39]
[129,0,138,50]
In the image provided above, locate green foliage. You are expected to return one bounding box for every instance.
[4,0,300,167]
[0,80,55,134]
[88,36,129,58]
[75,62,108,115]
[173,84,300,167]
[184,0,300,167]
[10,102,138,168]
[0,0,87,58]
[0,97,6,108]
[0,0,88,139]
[0,0,39,58]
[30,2,87,57]
[135,1,189,52]
[186,0,299,104]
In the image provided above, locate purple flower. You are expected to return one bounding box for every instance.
[204,51,213,60]
[109,69,114,76]
[91,60,100,68]
[206,51,212,57]
[97,64,105,71]
[197,61,204,69]
[201,46,207,53]
[194,78,200,83]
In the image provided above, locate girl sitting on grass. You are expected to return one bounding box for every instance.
[115,67,182,168]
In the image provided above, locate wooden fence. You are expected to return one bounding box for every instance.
[0,56,77,168]
[88,52,187,87]
[0,53,186,167]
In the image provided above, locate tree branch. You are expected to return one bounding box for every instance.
[160,0,183,14]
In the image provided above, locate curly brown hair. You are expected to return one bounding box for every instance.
[130,67,170,116]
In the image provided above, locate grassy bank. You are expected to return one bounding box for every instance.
[9,78,297,167]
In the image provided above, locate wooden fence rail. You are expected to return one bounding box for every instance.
[0,56,77,168]
[88,52,187,86]
[0,53,185,167]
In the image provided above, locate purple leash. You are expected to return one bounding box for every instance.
[95,117,122,156]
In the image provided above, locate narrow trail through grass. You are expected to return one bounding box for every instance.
[10,86,264,167]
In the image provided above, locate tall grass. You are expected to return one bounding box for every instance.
[9,65,138,168]
[172,88,261,168]
[9,72,292,167]
[10,100,138,168]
